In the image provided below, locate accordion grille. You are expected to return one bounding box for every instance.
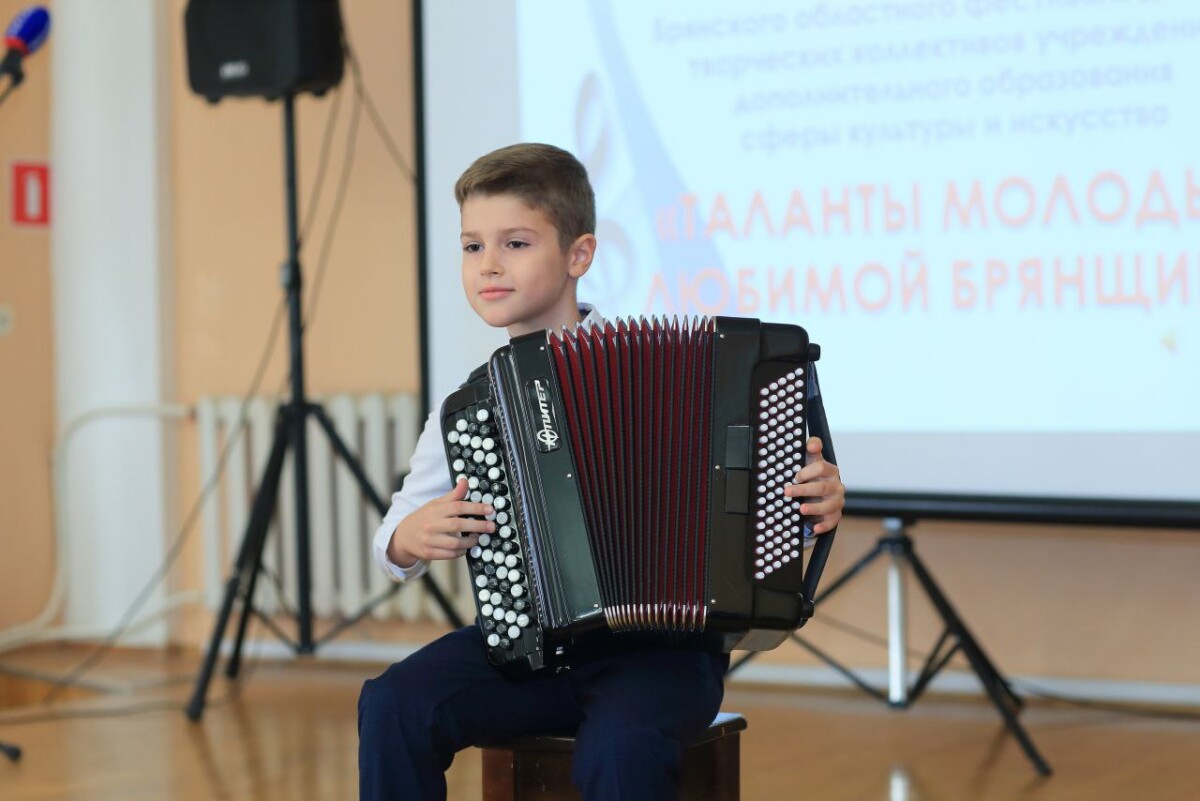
[548,317,715,633]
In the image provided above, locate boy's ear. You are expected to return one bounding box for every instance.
[567,233,597,279]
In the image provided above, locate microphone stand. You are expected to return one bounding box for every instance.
[0,49,25,107]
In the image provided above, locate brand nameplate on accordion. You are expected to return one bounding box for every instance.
[525,377,561,453]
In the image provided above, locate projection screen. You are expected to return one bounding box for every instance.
[415,0,1200,524]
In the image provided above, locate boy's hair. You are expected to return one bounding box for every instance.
[454,143,595,252]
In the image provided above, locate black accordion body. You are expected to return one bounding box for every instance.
[441,316,836,675]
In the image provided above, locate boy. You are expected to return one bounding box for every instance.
[358,143,845,801]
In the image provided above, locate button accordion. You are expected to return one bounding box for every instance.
[441,315,836,675]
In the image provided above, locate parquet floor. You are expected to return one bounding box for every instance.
[2,645,1198,800]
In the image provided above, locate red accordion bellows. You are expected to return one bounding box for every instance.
[549,317,715,632]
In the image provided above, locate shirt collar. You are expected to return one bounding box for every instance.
[577,303,603,331]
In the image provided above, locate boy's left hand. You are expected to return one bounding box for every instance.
[783,436,844,535]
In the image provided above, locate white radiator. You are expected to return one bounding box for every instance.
[196,393,475,625]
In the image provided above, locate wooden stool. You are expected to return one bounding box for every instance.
[480,711,746,801]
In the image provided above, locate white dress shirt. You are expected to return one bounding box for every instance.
[371,304,604,581]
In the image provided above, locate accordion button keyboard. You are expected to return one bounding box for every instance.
[445,401,538,661]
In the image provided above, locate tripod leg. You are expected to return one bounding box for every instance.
[905,550,1052,776]
[310,404,467,629]
[186,417,290,721]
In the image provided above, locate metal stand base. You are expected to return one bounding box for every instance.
[730,518,1052,776]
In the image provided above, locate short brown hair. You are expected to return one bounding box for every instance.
[454,143,595,252]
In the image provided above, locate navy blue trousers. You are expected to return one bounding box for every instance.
[358,626,728,801]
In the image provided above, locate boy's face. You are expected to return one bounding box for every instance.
[460,192,595,337]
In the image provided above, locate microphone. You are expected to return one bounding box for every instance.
[1,6,51,94]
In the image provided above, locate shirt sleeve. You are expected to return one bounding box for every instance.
[371,403,455,582]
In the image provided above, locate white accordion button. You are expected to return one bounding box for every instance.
[494,497,507,509]
[470,436,482,449]
[508,625,521,640]
[481,549,494,562]
[508,570,521,583]
[470,545,482,559]
[482,438,495,451]
[504,554,518,568]
[477,409,490,422]
[492,550,505,565]
[470,491,482,503]
[496,566,508,580]
[477,589,489,601]
[517,614,530,627]
[482,493,494,505]
[499,525,512,538]
[481,603,493,617]
[456,419,468,432]
[511,584,524,597]
[452,459,465,472]
[487,633,500,647]
[473,451,485,463]
[488,467,502,480]
[505,610,517,624]
[492,607,505,621]
[489,591,502,606]
[474,574,487,588]
[447,431,459,444]
[468,476,480,489]
[485,452,498,466]
[496,511,509,524]
[478,534,491,547]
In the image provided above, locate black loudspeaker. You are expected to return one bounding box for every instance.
[184,0,345,102]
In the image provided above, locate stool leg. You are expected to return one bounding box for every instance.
[481,748,517,801]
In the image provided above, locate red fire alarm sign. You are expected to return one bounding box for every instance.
[11,161,51,227]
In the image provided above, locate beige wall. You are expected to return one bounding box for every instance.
[2,0,1197,690]
[0,0,55,630]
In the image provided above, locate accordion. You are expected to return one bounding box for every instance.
[441,315,836,675]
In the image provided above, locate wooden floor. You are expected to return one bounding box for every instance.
[2,645,1199,800]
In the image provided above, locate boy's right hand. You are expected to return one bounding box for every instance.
[387,478,495,568]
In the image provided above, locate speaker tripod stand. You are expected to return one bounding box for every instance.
[729,517,1052,776]
[185,94,463,721]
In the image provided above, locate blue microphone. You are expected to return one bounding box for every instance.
[2,6,51,95]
